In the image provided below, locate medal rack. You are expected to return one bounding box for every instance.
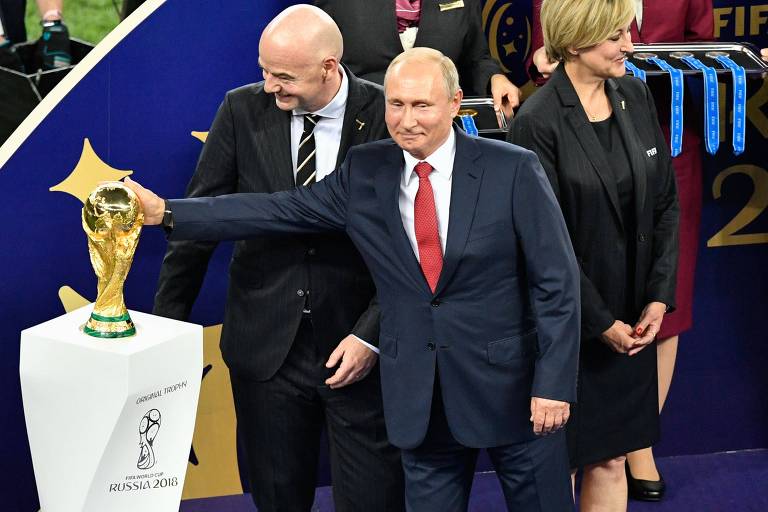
[627,42,768,75]
[453,97,507,136]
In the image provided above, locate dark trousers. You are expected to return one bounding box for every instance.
[401,376,574,512]
[0,0,26,43]
[230,316,404,512]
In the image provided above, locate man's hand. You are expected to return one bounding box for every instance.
[325,335,378,389]
[490,73,521,121]
[530,397,570,435]
[629,302,667,355]
[123,177,165,225]
[601,320,645,355]
[532,46,559,79]
[761,48,768,61]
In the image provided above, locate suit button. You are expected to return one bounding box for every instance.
[307,248,317,256]
[427,342,436,351]
[638,233,648,243]
[431,300,440,307]
[296,289,305,297]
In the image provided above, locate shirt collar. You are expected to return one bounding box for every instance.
[292,66,348,120]
[402,128,456,184]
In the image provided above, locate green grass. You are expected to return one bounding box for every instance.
[25,0,122,44]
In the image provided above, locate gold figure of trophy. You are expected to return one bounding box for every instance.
[81,181,144,338]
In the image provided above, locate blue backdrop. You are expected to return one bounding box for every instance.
[0,1,766,510]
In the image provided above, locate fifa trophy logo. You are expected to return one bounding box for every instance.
[81,181,143,338]
[138,409,161,470]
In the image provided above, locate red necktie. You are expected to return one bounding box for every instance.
[413,161,443,292]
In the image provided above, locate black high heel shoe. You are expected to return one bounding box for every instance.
[626,460,665,501]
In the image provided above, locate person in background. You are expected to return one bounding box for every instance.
[508,0,679,509]
[152,6,404,512]
[315,0,520,121]
[528,0,712,501]
[0,0,70,71]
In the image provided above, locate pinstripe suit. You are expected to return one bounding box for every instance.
[153,68,403,512]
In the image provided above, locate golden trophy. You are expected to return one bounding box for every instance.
[81,181,144,338]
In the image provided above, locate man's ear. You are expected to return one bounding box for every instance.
[450,88,464,116]
[321,57,338,82]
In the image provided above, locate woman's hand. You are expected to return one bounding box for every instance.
[490,73,521,121]
[630,302,667,355]
[601,320,638,354]
[532,46,559,78]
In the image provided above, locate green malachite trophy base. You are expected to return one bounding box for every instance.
[84,311,136,338]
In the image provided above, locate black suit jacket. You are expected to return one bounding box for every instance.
[316,0,500,95]
[153,69,389,381]
[508,66,679,339]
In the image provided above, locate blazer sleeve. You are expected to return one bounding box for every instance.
[351,294,380,346]
[508,112,616,339]
[167,147,353,242]
[642,82,679,309]
[463,0,503,95]
[525,0,547,85]
[153,95,238,321]
[512,150,581,403]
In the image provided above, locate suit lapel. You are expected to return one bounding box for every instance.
[606,80,647,219]
[553,67,624,232]
[374,143,431,294]
[336,68,373,167]
[434,130,483,296]
[259,93,295,190]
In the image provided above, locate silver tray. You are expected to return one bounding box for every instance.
[627,42,768,76]
[453,97,507,134]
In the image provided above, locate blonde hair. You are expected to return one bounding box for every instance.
[541,0,635,62]
[384,47,461,96]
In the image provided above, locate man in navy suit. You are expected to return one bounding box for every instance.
[127,47,579,511]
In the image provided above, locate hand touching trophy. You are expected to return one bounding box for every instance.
[82,181,144,338]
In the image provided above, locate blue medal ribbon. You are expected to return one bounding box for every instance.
[680,56,720,155]
[460,114,479,136]
[712,55,746,156]
[647,57,684,157]
[624,60,647,82]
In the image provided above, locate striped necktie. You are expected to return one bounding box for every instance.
[296,113,320,187]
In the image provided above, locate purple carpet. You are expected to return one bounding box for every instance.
[179,449,768,511]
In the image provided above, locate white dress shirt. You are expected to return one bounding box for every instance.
[291,67,348,182]
[399,129,456,259]
[634,0,643,30]
[290,68,378,354]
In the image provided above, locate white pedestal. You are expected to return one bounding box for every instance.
[20,305,203,512]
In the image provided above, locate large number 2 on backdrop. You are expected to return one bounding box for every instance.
[708,165,768,247]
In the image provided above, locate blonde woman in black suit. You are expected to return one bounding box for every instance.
[508,0,679,510]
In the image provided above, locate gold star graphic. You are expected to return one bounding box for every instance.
[49,138,133,204]
[191,131,209,143]
[503,42,517,55]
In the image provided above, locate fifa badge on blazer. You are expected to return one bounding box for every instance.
[439,0,464,11]
[646,147,658,157]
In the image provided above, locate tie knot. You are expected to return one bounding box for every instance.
[414,161,433,179]
[303,114,320,132]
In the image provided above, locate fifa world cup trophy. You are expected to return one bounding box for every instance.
[81,181,144,338]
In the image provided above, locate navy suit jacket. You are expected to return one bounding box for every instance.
[168,129,581,449]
